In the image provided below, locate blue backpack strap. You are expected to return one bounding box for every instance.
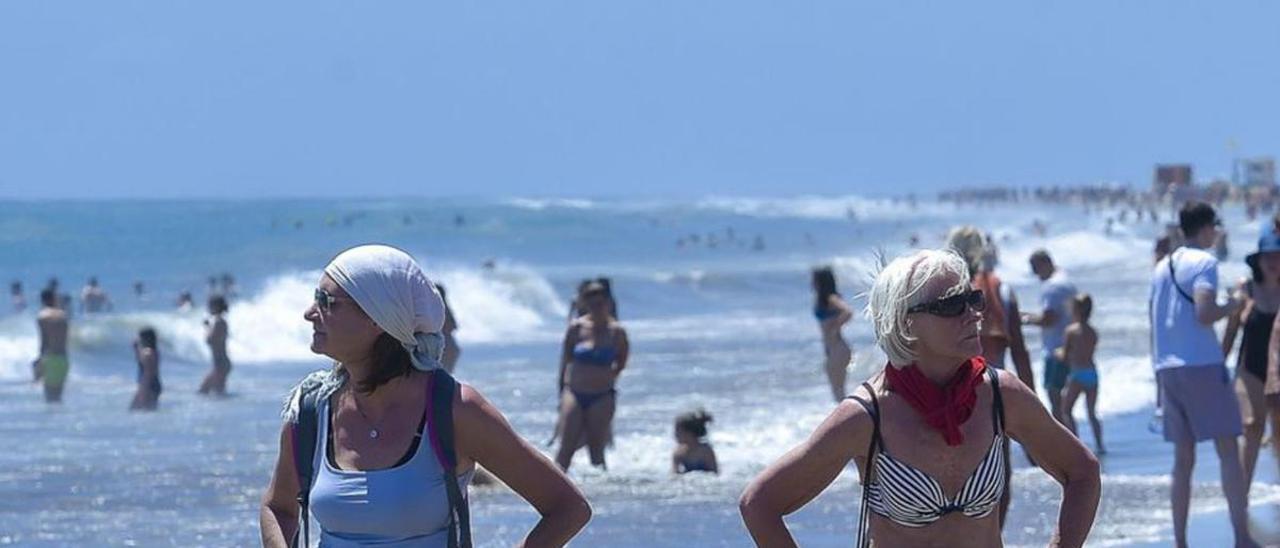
[291,384,321,548]
[427,369,472,548]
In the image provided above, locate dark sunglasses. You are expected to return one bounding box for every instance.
[314,288,337,313]
[907,289,985,317]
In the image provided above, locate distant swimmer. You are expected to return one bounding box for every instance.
[133,281,147,302]
[908,233,921,247]
[11,281,25,313]
[176,291,195,312]
[197,295,231,397]
[672,409,718,474]
[454,213,466,227]
[35,289,70,403]
[130,327,162,411]
[752,235,766,252]
[80,277,113,314]
[219,273,238,300]
[436,283,462,374]
[482,258,496,271]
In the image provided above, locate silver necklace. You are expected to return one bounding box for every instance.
[346,388,387,440]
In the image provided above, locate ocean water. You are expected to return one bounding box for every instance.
[0,196,1277,547]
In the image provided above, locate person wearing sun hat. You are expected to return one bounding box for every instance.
[1222,222,1280,500]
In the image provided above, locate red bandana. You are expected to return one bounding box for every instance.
[884,356,987,446]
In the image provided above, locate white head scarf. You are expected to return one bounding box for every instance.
[323,244,447,372]
[282,244,447,423]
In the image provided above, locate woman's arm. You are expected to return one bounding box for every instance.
[1222,283,1248,358]
[558,326,576,392]
[1000,369,1100,548]
[1005,293,1036,389]
[740,400,867,547]
[612,327,630,379]
[830,295,854,326]
[260,423,302,548]
[1266,312,1280,396]
[455,385,591,547]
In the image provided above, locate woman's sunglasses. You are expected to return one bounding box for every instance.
[907,289,985,318]
[314,288,337,313]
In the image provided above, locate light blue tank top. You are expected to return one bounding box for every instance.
[310,398,474,547]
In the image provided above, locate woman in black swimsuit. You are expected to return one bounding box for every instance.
[1223,226,1280,494]
[130,327,161,411]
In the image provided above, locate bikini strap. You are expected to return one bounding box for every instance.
[986,366,1005,434]
[845,381,880,548]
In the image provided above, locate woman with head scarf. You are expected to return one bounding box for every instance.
[260,245,590,547]
[741,249,1099,547]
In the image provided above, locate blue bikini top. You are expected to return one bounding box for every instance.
[572,341,616,367]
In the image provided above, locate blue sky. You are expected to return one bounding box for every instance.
[2,1,1278,199]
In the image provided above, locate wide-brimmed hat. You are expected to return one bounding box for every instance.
[1245,228,1280,279]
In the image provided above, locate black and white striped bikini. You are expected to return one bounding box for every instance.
[848,366,1009,547]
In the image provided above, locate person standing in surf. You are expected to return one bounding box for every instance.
[555,280,629,471]
[198,295,232,396]
[812,267,854,401]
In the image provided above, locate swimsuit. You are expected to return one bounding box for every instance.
[137,360,162,395]
[848,367,1008,546]
[1241,305,1276,382]
[814,307,838,321]
[40,354,69,388]
[571,341,615,368]
[1068,368,1098,389]
[570,388,616,410]
[676,455,714,473]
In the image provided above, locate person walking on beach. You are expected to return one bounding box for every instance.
[260,244,590,547]
[947,227,1035,389]
[1023,249,1077,422]
[1057,294,1104,455]
[35,288,71,403]
[741,249,1100,548]
[197,295,231,396]
[130,327,162,411]
[1222,223,1280,498]
[812,267,854,401]
[1150,201,1258,548]
[672,408,718,474]
[555,280,629,471]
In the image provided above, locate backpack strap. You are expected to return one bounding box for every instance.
[291,384,322,548]
[846,381,881,548]
[427,369,472,548]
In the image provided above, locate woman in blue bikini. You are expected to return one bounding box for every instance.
[813,267,854,401]
[555,280,630,471]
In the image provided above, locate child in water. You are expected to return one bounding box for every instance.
[1056,293,1105,454]
[672,409,718,474]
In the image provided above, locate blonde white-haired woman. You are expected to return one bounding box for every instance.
[740,249,1099,547]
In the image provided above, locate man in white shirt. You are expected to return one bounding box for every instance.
[1150,201,1256,548]
[1023,249,1078,422]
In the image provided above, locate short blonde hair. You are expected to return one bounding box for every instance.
[865,249,970,367]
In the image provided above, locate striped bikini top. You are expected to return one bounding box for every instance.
[848,367,1009,546]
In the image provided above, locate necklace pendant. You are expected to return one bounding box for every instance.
[369,429,379,439]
